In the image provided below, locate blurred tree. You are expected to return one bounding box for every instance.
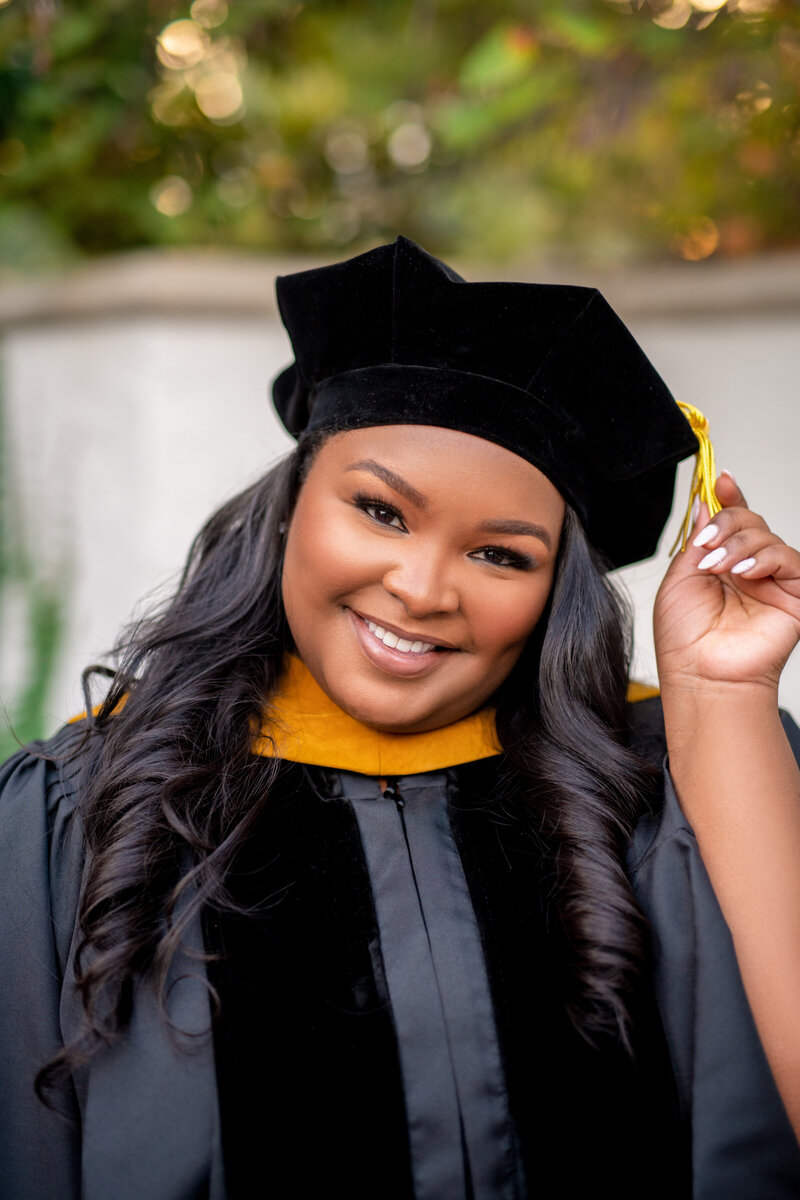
[0,388,61,758]
[0,0,798,268]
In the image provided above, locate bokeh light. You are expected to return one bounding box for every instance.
[191,0,229,30]
[149,78,190,128]
[324,126,370,175]
[194,73,244,122]
[736,0,778,13]
[149,176,194,216]
[673,217,720,261]
[652,3,692,30]
[387,123,432,171]
[2,1,798,264]
[156,20,208,71]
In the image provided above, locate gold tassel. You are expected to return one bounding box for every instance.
[670,402,722,554]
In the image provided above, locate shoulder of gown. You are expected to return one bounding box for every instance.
[626,696,800,1198]
[0,721,226,1200]
[0,721,89,1200]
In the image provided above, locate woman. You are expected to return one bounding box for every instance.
[3,236,800,1199]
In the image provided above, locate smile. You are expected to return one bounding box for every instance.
[363,619,436,655]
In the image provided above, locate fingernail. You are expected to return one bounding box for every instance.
[731,557,756,575]
[693,523,718,549]
[698,547,727,570]
[719,469,736,484]
[691,497,700,525]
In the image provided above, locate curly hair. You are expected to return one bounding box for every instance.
[38,433,655,1095]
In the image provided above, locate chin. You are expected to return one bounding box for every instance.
[324,674,441,734]
[339,694,436,734]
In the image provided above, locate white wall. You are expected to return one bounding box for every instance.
[618,314,800,713]
[2,313,294,723]
[1,252,799,727]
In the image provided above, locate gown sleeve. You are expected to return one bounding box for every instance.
[0,725,86,1200]
[628,702,800,1199]
[0,723,226,1200]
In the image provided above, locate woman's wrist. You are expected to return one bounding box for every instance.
[659,675,785,801]
[658,672,779,737]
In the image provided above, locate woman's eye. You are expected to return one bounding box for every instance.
[354,495,407,530]
[472,546,534,570]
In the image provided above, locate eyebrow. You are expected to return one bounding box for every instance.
[346,460,429,509]
[478,518,553,551]
[346,458,553,550]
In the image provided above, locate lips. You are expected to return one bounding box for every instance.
[348,609,455,678]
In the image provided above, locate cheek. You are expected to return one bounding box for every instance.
[282,499,372,615]
[475,577,553,657]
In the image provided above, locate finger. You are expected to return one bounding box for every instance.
[695,529,784,575]
[714,469,749,511]
[725,540,800,586]
[691,504,768,554]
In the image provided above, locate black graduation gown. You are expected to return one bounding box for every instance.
[2,701,800,1199]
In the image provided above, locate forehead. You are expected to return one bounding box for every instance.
[308,424,565,516]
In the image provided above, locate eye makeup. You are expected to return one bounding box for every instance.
[352,491,537,571]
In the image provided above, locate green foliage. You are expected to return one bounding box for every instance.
[0,0,798,266]
[0,384,63,757]
[0,586,62,760]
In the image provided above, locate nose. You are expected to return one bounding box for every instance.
[382,546,460,617]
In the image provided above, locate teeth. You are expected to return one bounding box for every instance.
[364,619,435,655]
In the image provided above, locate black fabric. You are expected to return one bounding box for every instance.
[271,236,699,567]
[5,710,800,1197]
[340,769,525,1200]
[448,757,690,1198]
[0,724,225,1200]
[206,755,688,1200]
[204,761,415,1200]
[0,724,84,1200]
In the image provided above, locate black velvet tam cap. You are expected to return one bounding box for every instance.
[272,236,699,568]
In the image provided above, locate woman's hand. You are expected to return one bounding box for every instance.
[656,473,800,1146]
[654,471,800,695]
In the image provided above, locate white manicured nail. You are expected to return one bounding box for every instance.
[698,547,727,570]
[731,557,756,575]
[691,497,700,525]
[693,523,718,548]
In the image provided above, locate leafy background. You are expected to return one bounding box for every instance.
[1,0,798,272]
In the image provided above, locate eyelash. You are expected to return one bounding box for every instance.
[352,493,536,571]
[473,546,535,570]
[353,492,407,530]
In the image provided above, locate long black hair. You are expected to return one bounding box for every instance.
[39,431,654,1093]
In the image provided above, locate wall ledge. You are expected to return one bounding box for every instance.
[1,247,799,328]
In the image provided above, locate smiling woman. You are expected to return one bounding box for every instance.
[282,426,563,731]
[3,238,800,1200]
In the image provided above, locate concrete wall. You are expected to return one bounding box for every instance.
[1,249,799,727]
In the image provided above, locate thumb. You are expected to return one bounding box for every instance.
[715,469,748,511]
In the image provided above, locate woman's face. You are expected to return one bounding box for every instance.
[281,425,565,733]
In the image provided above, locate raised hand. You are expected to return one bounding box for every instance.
[654,471,800,694]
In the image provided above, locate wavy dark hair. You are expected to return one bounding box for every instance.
[39,430,655,1094]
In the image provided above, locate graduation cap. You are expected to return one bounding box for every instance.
[272,236,717,569]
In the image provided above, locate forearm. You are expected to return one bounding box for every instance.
[662,680,800,1139]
